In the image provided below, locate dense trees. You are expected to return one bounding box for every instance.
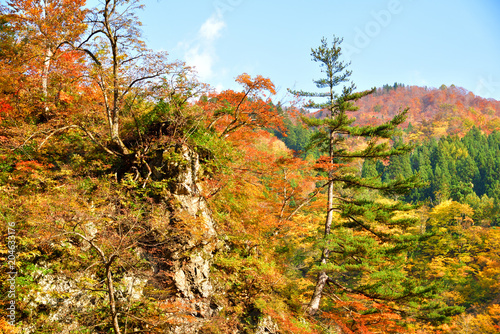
[2,0,500,332]
[77,0,190,156]
[0,0,87,121]
[271,105,315,154]
[368,127,500,225]
[353,84,500,137]
[357,126,500,332]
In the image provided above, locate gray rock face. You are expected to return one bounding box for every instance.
[152,145,218,332]
[21,269,93,334]
[21,145,218,333]
[255,316,280,334]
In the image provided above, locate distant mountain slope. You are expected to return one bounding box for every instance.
[311,84,500,137]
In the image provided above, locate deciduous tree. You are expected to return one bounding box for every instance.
[198,73,283,138]
[1,0,87,119]
[76,0,187,156]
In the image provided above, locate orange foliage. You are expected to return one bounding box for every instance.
[1,0,89,120]
[0,318,17,334]
[353,85,500,138]
[313,155,343,173]
[205,123,320,330]
[14,160,52,172]
[322,294,407,334]
[0,100,12,121]
[198,73,284,137]
[235,73,277,95]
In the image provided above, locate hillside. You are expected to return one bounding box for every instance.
[2,0,500,332]
[311,84,500,138]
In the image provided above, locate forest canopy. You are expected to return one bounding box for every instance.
[1,1,500,334]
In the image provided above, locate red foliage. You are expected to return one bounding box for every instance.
[321,294,407,334]
[0,100,12,121]
[198,73,284,137]
[313,155,344,173]
[353,85,500,136]
[14,160,53,172]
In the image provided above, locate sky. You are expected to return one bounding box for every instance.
[136,0,500,102]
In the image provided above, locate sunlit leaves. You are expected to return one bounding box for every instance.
[0,0,88,120]
[198,73,283,138]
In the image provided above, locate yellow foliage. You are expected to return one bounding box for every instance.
[429,200,474,227]
[0,318,17,334]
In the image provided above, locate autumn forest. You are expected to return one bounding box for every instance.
[1,0,500,333]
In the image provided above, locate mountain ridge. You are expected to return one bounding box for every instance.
[308,84,500,138]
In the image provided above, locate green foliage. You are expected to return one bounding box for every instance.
[286,35,449,329]
[273,116,315,155]
[407,200,500,330]
[370,127,500,223]
[380,82,406,93]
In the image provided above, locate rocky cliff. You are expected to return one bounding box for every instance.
[20,145,219,333]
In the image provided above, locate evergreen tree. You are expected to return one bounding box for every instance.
[272,108,315,154]
[432,140,454,201]
[361,159,379,178]
[384,128,500,225]
[453,153,478,201]
[409,146,434,202]
[382,137,413,183]
[289,36,438,321]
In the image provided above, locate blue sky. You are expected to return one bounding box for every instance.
[137,0,500,102]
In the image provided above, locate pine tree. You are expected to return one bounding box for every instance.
[361,159,379,178]
[290,36,427,318]
[383,137,413,183]
[409,146,434,202]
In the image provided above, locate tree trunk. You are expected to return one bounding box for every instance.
[110,109,129,155]
[307,128,335,316]
[42,47,52,114]
[41,0,51,116]
[106,256,121,334]
[77,233,122,334]
[307,270,328,315]
[101,0,129,156]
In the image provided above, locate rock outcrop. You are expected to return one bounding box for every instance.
[21,144,218,333]
[145,144,218,332]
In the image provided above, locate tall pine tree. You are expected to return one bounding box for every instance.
[290,36,451,323]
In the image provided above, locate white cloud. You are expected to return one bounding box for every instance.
[214,83,225,92]
[179,12,226,83]
[199,13,226,41]
[185,45,215,79]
